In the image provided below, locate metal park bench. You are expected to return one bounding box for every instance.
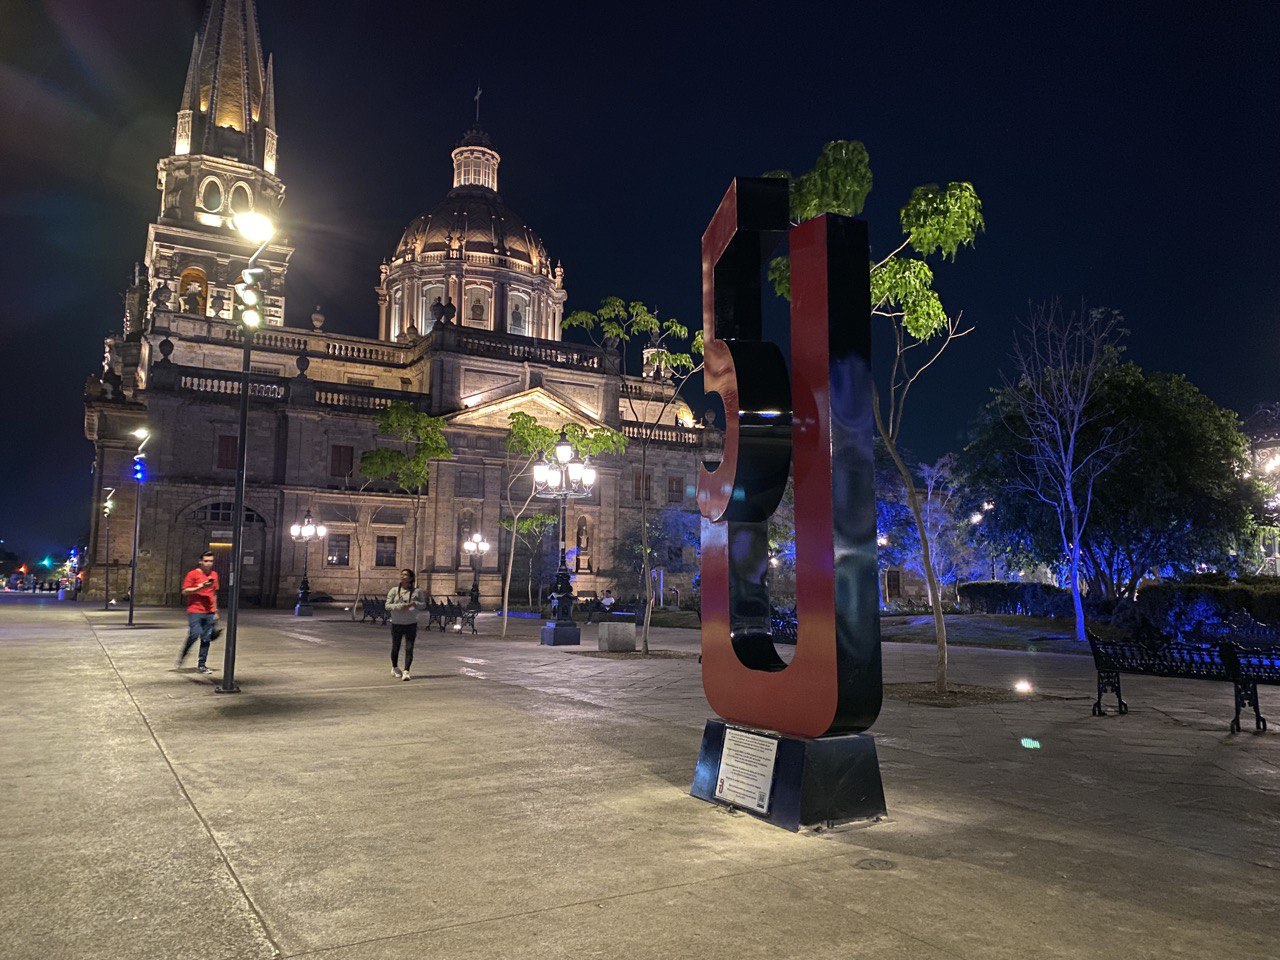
[456,607,478,634]
[771,607,798,644]
[425,597,446,631]
[359,595,389,625]
[424,598,476,633]
[1088,629,1280,732]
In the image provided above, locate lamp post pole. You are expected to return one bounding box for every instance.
[219,329,253,691]
[102,488,115,611]
[127,432,149,626]
[218,211,275,694]
[532,429,596,646]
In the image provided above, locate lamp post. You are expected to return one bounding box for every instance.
[289,508,327,616]
[101,488,115,610]
[218,211,275,694]
[127,429,149,625]
[462,530,490,609]
[532,429,596,645]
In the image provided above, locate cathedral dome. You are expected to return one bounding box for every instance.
[394,186,549,271]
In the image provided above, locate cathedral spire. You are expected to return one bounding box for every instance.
[179,37,200,113]
[261,54,278,173]
[262,55,277,132]
[171,0,274,169]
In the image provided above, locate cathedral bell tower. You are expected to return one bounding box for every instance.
[145,0,292,331]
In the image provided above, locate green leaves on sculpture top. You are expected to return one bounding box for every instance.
[765,140,983,343]
[789,139,873,222]
[871,257,948,340]
[900,181,985,261]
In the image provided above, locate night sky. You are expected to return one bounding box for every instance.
[1,0,1277,558]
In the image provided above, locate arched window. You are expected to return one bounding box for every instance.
[464,285,491,329]
[199,177,223,212]
[229,183,253,215]
[178,267,208,316]
[575,516,592,573]
[389,287,403,339]
[508,290,531,336]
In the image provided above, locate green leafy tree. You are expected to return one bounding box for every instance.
[500,411,627,636]
[968,355,1264,612]
[499,511,559,608]
[359,402,452,580]
[565,298,703,653]
[613,507,700,600]
[768,140,984,691]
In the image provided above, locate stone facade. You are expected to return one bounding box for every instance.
[82,0,712,610]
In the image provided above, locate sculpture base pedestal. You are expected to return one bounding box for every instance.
[690,719,886,832]
[540,621,580,646]
[293,603,313,617]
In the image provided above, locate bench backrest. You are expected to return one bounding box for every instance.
[1088,632,1232,681]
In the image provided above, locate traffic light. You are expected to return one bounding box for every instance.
[102,499,113,518]
[132,453,147,483]
[234,267,266,328]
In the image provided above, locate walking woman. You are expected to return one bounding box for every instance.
[386,568,424,681]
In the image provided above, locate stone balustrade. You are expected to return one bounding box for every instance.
[152,310,607,373]
[621,422,703,446]
[161,364,428,412]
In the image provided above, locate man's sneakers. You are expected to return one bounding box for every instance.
[392,667,403,679]
[402,670,411,681]
[195,665,213,675]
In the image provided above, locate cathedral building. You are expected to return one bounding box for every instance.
[83,0,708,609]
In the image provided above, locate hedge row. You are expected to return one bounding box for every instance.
[1135,582,1280,633]
[957,581,1073,618]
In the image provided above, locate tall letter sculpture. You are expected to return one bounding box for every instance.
[690,178,886,830]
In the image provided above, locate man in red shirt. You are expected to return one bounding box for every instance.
[178,551,219,675]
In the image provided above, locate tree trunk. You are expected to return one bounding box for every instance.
[881,424,949,694]
[639,440,653,655]
[501,522,518,638]
[906,486,950,693]
[1069,534,1087,644]
[412,491,422,583]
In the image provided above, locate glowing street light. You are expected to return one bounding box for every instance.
[532,430,596,646]
[462,530,491,609]
[101,487,116,610]
[289,508,327,617]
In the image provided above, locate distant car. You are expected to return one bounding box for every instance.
[307,593,335,604]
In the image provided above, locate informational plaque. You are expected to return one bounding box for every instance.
[714,727,779,814]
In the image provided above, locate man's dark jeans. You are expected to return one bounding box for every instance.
[182,612,217,667]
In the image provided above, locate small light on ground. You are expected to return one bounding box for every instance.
[1020,738,1041,750]
[1014,679,1034,694]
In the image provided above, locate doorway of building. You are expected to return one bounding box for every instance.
[209,542,232,606]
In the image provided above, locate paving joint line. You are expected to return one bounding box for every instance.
[81,610,285,958]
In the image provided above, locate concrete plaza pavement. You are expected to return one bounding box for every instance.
[1,596,1277,959]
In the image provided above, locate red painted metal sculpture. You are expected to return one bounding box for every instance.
[697,177,881,739]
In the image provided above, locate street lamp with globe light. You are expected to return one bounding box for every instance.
[218,212,276,693]
[532,429,597,645]
[462,530,490,609]
[289,509,327,616]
